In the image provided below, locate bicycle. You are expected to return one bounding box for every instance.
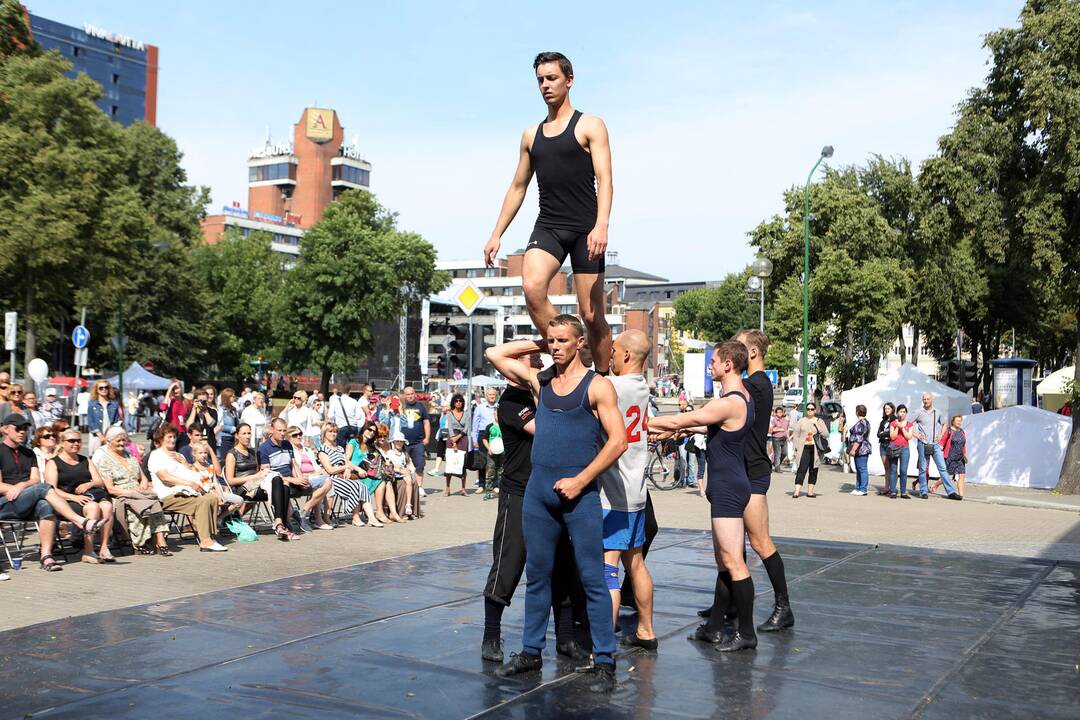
[645,438,682,491]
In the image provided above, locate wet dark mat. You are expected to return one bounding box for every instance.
[1,530,1076,719]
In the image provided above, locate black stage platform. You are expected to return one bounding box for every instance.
[2,529,1078,719]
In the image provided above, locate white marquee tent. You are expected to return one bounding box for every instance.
[841,363,970,478]
[960,405,1070,489]
[1036,365,1074,413]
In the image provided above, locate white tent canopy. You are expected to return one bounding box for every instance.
[961,405,1070,489]
[1036,365,1074,412]
[841,363,971,477]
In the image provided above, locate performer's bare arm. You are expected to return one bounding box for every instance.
[553,377,627,500]
[581,115,612,261]
[485,340,543,395]
[484,128,537,267]
[650,396,745,434]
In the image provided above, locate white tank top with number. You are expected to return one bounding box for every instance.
[599,373,650,512]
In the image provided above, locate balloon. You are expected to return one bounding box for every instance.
[27,358,49,383]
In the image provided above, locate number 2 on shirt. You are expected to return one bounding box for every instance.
[625,405,647,442]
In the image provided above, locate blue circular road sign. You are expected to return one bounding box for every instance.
[72,325,90,349]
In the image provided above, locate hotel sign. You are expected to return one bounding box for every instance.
[305,108,335,143]
[83,23,145,51]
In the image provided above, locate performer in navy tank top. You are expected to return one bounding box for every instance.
[486,314,628,693]
[482,51,615,372]
[650,340,760,652]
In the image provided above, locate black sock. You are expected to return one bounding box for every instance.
[731,577,756,638]
[483,598,504,643]
[554,602,575,645]
[761,551,789,600]
[706,570,732,632]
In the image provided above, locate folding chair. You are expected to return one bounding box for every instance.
[166,512,198,544]
[0,519,30,570]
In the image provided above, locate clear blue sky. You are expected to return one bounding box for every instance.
[30,0,1023,282]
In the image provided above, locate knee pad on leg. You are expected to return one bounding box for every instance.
[604,563,620,591]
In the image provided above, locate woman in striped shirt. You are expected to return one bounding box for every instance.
[317,423,383,527]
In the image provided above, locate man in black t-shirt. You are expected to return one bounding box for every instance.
[733,330,794,632]
[480,374,591,664]
[0,413,96,571]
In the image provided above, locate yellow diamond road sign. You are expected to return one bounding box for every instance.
[453,281,483,316]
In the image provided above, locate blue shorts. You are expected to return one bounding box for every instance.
[602,509,647,550]
[308,476,329,490]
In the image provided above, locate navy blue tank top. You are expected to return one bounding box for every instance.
[706,391,755,486]
[531,370,600,470]
[530,110,598,232]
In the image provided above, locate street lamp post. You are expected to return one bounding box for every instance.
[802,145,833,411]
[750,255,773,332]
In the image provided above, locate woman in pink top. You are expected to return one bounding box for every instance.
[768,407,789,471]
[161,381,192,444]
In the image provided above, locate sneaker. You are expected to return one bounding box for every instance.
[292,509,312,533]
[427,469,444,477]
[405,503,413,516]
[849,489,860,495]
[483,492,494,500]
[0,572,9,581]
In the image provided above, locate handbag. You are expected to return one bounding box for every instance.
[466,448,487,472]
[444,447,466,475]
[886,444,902,459]
[813,425,831,454]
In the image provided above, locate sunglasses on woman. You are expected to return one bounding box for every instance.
[40,433,54,439]
[289,432,302,438]
[64,437,82,444]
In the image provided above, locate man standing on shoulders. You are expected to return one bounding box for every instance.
[483,51,614,372]
[910,392,963,501]
[487,315,627,693]
[600,330,658,651]
[733,329,794,633]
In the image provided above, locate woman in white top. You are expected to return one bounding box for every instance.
[280,390,319,441]
[239,392,268,448]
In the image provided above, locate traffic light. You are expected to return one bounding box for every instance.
[473,324,494,374]
[447,324,468,371]
[945,359,962,390]
[960,360,977,393]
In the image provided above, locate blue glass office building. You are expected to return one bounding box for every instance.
[27,13,158,127]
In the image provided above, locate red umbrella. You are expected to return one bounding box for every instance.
[48,376,89,388]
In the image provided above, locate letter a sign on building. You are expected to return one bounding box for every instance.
[305,108,335,143]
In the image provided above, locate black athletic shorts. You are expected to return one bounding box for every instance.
[527,225,605,274]
[750,473,771,495]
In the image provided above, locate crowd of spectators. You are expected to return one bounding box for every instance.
[0,378,468,575]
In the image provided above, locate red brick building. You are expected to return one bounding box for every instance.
[201,107,372,252]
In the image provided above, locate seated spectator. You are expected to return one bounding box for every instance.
[316,423,381,528]
[31,426,59,478]
[348,423,401,524]
[146,423,227,552]
[96,427,171,556]
[387,431,421,520]
[0,414,103,571]
[180,426,221,475]
[189,440,246,516]
[45,429,116,563]
[223,423,274,508]
[287,425,334,529]
[371,424,406,523]
[257,418,312,541]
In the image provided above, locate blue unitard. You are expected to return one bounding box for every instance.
[520,370,616,666]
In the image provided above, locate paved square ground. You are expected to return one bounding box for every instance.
[1,529,1076,719]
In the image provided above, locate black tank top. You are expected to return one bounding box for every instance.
[530,110,598,231]
[706,391,755,486]
[54,454,92,494]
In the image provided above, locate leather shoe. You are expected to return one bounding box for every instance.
[689,623,724,644]
[481,638,504,663]
[585,662,616,693]
[716,631,758,652]
[556,640,590,661]
[494,652,542,677]
[948,492,963,501]
[619,634,659,651]
[757,597,795,632]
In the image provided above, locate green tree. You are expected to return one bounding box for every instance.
[192,229,287,376]
[277,189,450,394]
[0,0,35,58]
[672,271,758,342]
